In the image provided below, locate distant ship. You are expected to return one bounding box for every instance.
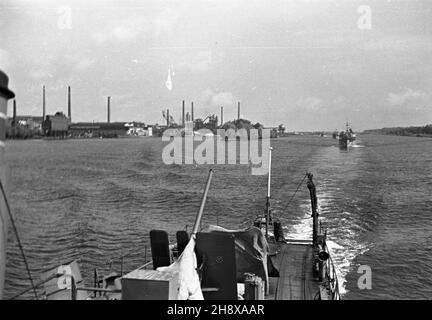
[332,130,338,139]
[338,122,356,149]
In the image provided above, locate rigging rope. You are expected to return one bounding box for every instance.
[277,173,308,218]
[0,179,38,300]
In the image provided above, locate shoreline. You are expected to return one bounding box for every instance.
[361,132,432,138]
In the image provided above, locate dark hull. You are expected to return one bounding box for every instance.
[339,136,355,149]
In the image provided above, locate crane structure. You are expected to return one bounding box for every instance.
[194,113,218,131]
[161,109,177,127]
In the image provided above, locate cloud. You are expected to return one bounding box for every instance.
[387,88,429,106]
[76,57,97,70]
[153,7,179,38]
[296,97,326,113]
[92,17,149,44]
[92,32,107,44]
[199,88,235,108]
[0,48,11,68]
[29,69,53,79]
[333,96,346,105]
[188,51,213,73]
[211,92,234,107]
[112,26,139,41]
[91,9,178,44]
[177,50,225,74]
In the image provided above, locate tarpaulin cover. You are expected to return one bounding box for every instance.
[202,225,269,286]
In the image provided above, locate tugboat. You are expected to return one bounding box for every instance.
[338,122,356,149]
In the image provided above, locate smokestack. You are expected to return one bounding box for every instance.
[182,100,185,126]
[220,106,224,126]
[107,96,111,123]
[42,85,45,121]
[68,86,71,121]
[13,99,16,125]
[167,108,170,126]
[191,102,194,121]
[237,101,240,121]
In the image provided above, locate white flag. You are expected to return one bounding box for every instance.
[157,235,204,300]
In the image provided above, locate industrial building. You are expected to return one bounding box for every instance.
[8,87,254,139]
[6,99,44,138]
[39,85,72,137]
[42,112,71,137]
[6,115,43,138]
[68,122,129,138]
[13,115,44,129]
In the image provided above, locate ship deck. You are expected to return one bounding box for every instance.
[267,239,319,300]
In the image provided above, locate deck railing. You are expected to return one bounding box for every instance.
[322,242,341,300]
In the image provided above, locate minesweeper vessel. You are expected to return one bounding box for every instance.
[338,122,356,149]
[1,69,340,300]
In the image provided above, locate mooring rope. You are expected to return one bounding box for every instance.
[0,179,38,300]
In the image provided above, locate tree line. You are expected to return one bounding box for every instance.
[363,124,432,136]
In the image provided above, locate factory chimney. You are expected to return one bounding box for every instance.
[107,96,111,123]
[191,102,194,122]
[182,100,185,127]
[237,101,240,121]
[220,106,224,127]
[13,99,16,125]
[42,85,45,121]
[68,86,71,121]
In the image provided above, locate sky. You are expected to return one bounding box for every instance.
[0,0,431,131]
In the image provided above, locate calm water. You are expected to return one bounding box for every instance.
[3,134,432,299]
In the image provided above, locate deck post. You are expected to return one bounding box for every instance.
[191,169,214,235]
[306,173,319,247]
[265,147,273,238]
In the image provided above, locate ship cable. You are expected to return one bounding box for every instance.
[277,173,308,218]
[0,179,38,300]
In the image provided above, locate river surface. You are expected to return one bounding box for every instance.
[3,134,432,299]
